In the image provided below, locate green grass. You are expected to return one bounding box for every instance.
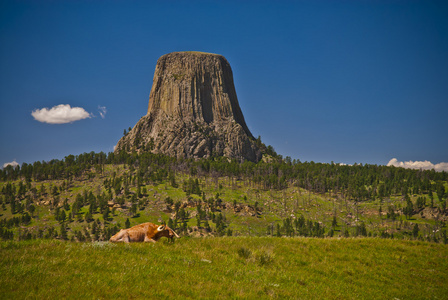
[1,237,447,299]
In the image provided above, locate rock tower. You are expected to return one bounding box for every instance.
[115,51,261,162]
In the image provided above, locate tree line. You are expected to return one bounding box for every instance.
[2,150,447,197]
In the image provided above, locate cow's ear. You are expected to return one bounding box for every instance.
[157,225,165,231]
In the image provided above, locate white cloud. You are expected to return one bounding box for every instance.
[3,160,19,169]
[31,104,91,124]
[98,105,107,119]
[387,158,448,172]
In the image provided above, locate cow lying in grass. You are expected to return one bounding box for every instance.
[109,222,179,243]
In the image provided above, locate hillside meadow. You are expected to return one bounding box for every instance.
[1,237,447,299]
[2,160,447,243]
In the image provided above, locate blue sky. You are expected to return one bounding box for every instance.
[1,0,447,170]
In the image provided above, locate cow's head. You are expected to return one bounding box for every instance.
[156,224,180,241]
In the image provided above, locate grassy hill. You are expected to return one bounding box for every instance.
[0,159,448,243]
[0,151,447,243]
[1,237,447,299]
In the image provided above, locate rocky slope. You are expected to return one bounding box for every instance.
[115,51,261,162]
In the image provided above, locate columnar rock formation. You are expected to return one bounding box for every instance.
[115,51,261,162]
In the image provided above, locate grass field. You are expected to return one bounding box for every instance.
[1,237,447,299]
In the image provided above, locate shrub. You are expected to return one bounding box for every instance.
[237,247,251,259]
[256,251,273,266]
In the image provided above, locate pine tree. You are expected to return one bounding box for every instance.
[412,223,419,238]
[91,221,97,234]
[10,198,16,214]
[204,220,211,232]
[130,203,137,217]
[85,211,92,223]
[168,218,174,230]
[103,207,110,222]
[343,227,350,237]
[276,223,281,237]
[174,201,181,214]
[357,222,367,236]
[28,204,35,217]
[60,223,68,240]
[226,228,233,236]
[60,210,66,223]
[436,181,446,204]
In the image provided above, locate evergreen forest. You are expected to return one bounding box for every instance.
[1,149,447,244]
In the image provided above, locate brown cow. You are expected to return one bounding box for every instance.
[109,222,179,243]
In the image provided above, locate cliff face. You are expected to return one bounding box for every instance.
[115,51,261,162]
